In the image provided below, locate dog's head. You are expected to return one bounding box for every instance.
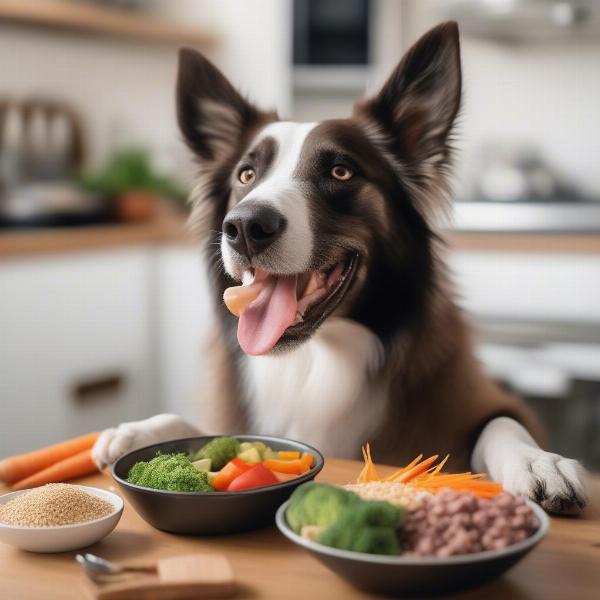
[177,22,461,356]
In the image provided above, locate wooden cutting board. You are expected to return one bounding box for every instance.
[81,553,235,599]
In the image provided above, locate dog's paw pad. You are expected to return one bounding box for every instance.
[503,450,588,515]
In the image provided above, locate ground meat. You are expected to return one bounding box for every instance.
[401,490,539,557]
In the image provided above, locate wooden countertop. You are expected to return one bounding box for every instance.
[0,215,193,260]
[2,222,600,259]
[1,460,599,600]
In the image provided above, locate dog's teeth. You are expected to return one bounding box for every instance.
[242,270,254,286]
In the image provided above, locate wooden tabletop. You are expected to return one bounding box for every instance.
[1,459,599,600]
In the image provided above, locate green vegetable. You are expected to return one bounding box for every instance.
[318,500,404,556]
[192,458,212,472]
[192,436,240,470]
[237,447,262,464]
[286,482,360,534]
[127,452,213,492]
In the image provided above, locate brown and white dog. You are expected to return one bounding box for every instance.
[93,22,587,514]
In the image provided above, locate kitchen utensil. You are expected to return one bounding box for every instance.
[79,552,235,600]
[276,499,549,596]
[0,486,123,553]
[112,435,324,535]
[76,553,156,577]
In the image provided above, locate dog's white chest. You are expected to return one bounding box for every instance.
[241,318,388,457]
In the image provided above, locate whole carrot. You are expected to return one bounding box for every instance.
[11,449,98,490]
[0,432,99,484]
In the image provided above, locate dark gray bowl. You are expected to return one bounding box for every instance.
[112,435,323,535]
[276,500,549,597]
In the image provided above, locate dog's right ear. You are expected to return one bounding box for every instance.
[177,48,269,162]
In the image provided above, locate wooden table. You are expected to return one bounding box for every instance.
[1,459,599,600]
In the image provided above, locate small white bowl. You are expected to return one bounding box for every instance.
[0,485,123,553]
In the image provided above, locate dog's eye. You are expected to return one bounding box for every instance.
[239,168,256,185]
[331,165,353,181]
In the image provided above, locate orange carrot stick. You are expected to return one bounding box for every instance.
[395,455,439,483]
[382,454,424,482]
[11,449,98,490]
[0,432,99,484]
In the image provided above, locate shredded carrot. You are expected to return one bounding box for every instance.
[357,445,503,498]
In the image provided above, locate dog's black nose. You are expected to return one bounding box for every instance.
[223,203,286,257]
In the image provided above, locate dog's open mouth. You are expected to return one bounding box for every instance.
[223,253,358,355]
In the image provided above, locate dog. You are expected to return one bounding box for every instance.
[93,22,587,514]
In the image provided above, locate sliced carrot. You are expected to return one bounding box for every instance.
[263,458,309,475]
[11,449,98,490]
[279,451,301,461]
[395,455,439,483]
[358,444,381,483]
[382,453,424,482]
[300,452,313,469]
[0,432,99,484]
[355,447,503,498]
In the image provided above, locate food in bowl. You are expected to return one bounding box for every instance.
[0,483,113,527]
[126,436,315,493]
[112,435,324,534]
[285,446,539,558]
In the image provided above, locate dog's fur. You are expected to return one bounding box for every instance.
[94,22,587,514]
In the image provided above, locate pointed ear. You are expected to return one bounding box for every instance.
[177,48,273,162]
[354,21,461,167]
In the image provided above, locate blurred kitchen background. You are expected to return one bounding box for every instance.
[1,0,599,469]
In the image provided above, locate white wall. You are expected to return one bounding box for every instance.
[0,0,292,177]
[401,0,600,198]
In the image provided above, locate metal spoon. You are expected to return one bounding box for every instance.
[76,553,156,577]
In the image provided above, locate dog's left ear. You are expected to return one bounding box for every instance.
[177,48,273,163]
[354,21,461,168]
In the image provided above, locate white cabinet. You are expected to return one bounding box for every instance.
[0,248,159,456]
[450,251,600,322]
[155,246,212,424]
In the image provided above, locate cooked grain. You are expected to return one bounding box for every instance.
[0,483,113,527]
[344,481,429,510]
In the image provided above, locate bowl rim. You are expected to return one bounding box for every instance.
[111,434,325,497]
[0,484,124,532]
[276,498,549,566]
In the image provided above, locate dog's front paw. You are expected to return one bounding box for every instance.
[92,422,155,470]
[501,447,588,515]
[92,414,201,470]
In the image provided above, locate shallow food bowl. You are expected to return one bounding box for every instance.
[112,435,324,535]
[276,499,549,597]
[0,486,123,553]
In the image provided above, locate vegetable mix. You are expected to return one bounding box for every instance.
[126,437,314,493]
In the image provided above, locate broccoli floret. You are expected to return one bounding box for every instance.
[127,452,213,492]
[286,482,360,534]
[318,500,404,556]
[192,436,240,470]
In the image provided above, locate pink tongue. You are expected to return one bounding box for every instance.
[238,275,298,355]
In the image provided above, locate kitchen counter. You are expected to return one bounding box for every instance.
[2,220,600,259]
[0,212,193,260]
[1,459,599,600]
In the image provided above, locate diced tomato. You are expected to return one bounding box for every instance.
[226,463,279,492]
[212,458,252,491]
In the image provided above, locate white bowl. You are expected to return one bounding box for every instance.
[0,485,123,553]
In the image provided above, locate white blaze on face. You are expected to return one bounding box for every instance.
[221,121,318,277]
